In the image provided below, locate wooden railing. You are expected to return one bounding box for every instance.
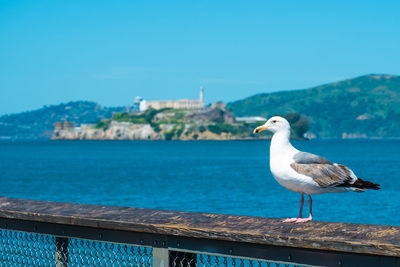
[0,197,399,266]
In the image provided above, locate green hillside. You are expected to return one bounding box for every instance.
[227,74,400,138]
[0,101,124,139]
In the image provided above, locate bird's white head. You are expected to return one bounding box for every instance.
[253,116,291,134]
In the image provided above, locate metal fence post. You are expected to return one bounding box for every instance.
[153,247,169,267]
[169,251,197,267]
[55,237,69,267]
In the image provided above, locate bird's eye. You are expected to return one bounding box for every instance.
[272,120,277,123]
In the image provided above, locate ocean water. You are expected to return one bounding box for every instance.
[0,139,399,226]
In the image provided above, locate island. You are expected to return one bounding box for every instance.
[51,104,309,140]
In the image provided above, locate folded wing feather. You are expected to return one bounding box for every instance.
[291,152,355,188]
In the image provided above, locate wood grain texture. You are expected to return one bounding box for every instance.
[0,197,399,257]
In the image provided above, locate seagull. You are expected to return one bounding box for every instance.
[253,116,380,223]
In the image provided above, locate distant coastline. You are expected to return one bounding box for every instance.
[1,74,399,140]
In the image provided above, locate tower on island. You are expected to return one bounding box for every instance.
[200,86,204,104]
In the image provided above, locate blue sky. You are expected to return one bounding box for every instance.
[1,0,399,115]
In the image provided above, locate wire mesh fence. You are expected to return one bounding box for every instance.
[169,251,305,267]
[0,230,55,266]
[0,228,306,267]
[67,238,152,266]
[0,229,152,267]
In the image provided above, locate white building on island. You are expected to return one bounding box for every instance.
[134,87,205,112]
[235,116,266,123]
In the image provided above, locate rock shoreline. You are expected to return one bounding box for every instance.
[52,121,253,141]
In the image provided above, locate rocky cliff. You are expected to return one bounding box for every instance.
[52,122,159,140]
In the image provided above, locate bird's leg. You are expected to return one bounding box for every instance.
[296,194,313,223]
[283,193,304,223]
[299,193,304,218]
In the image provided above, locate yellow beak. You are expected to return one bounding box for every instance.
[253,125,268,134]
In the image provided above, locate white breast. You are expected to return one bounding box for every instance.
[270,156,318,193]
[269,133,322,194]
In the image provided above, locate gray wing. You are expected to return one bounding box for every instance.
[291,152,355,188]
[293,151,332,164]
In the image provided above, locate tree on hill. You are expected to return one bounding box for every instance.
[284,113,310,138]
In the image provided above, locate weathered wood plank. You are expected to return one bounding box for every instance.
[0,196,399,257]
